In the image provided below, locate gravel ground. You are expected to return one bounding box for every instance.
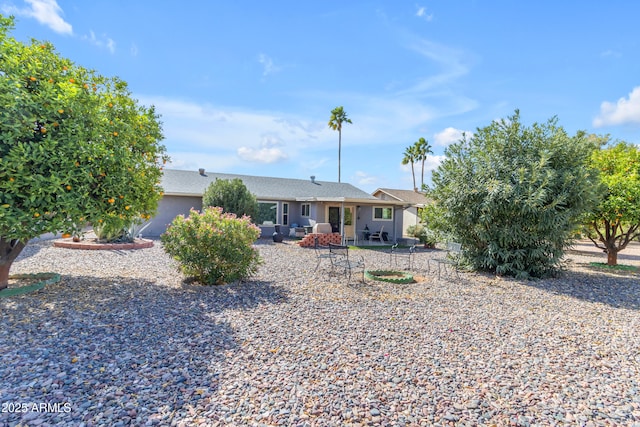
[1,238,639,427]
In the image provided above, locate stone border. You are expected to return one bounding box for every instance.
[53,238,154,250]
[364,270,414,284]
[0,273,61,298]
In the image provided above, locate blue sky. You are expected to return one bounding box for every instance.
[3,1,640,192]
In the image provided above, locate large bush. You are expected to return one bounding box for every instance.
[161,207,261,285]
[203,178,258,220]
[430,111,599,279]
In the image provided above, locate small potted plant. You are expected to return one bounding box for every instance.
[420,228,438,249]
[406,224,437,249]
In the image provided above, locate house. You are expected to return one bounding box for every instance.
[147,168,408,242]
[372,188,428,238]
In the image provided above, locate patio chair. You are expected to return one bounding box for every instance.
[390,243,416,270]
[328,243,365,282]
[431,242,462,280]
[344,231,358,246]
[369,225,384,243]
[313,236,334,273]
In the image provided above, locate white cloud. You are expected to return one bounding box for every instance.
[237,146,288,163]
[433,127,469,146]
[237,133,289,164]
[139,96,330,170]
[130,43,139,57]
[258,53,281,77]
[353,171,377,186]
[600,49,621,59]
[299,157,329,171]
[3,0,72,34]
[106,38,115,54]
[425,154,445,170]
[2,1,119,53]
[593,87,640,127]
[398,38,469,95]
[166,152,240,173]
[415,5,433,21]
[82,30,116,54]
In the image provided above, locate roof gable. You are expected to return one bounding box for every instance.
[373,188,428,205]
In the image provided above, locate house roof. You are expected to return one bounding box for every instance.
[372,188,429,206]
[161,169,402,205]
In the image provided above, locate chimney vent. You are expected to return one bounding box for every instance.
[310,175,316,183]
[198,168,205,176]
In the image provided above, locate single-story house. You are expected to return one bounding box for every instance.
[371,188,428,237]
[147,168,409,243]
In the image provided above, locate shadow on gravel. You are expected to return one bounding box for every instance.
[526,270,640,311]
[12,239,47,261]
[0,275,288,425]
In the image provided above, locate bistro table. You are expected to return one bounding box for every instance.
[359,230,371,243]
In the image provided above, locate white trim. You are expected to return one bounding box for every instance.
[301,203,310,217]
[373,206,394,221]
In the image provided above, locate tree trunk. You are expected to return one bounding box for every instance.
[607,248,618,266]
[411,164,416,191]
[0,237,26,290]
[338,130,342,183]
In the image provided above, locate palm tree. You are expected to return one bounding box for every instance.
[328,106,352,183]
[414,137,433,190]
[401,144,418,191]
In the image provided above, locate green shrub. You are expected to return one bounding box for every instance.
[430,111,599,279]
[161,207,262,285]
[406,224,437,247]
[203,178,258,220]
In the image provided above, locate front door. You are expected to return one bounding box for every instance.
[328,206,340,233]
[327,206,355,236]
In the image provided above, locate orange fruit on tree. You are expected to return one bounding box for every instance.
[66,185,72,190]
[108,198,115,204]
[58,109,64,114]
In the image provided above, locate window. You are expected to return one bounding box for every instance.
[301,203,310,217]
[257,201,277,224]
[282,203,289,225]
[373,206,393,221]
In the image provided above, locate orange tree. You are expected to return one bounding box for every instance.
[583,139,640,265]
[0,16,167,289]
[86,78,166,242]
